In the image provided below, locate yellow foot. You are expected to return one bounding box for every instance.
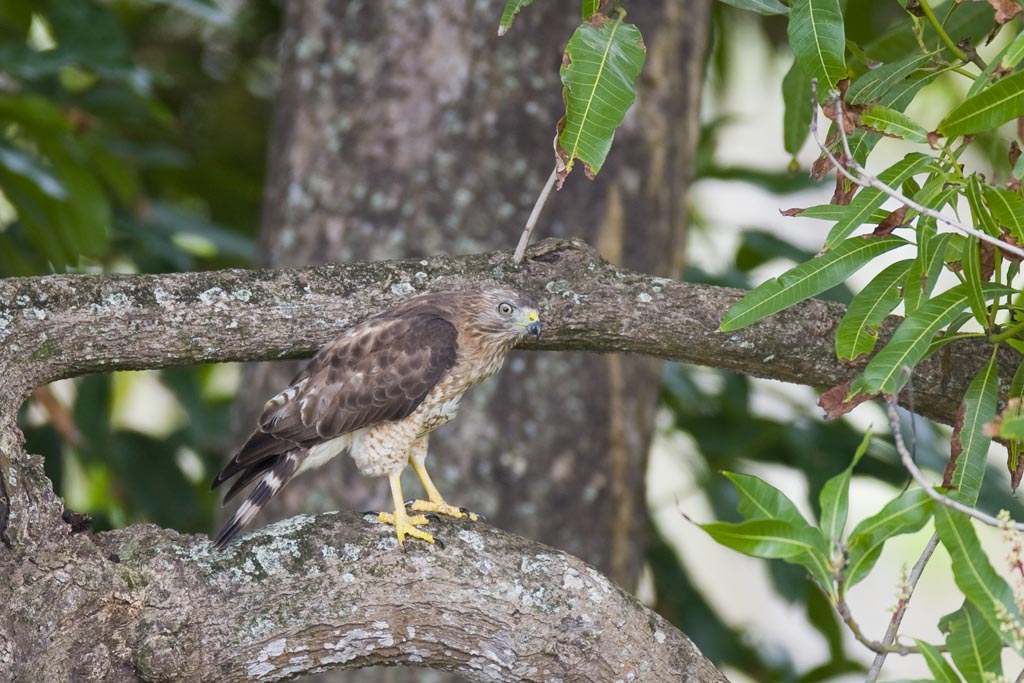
[376,510,435,546]
[409,500,480,522]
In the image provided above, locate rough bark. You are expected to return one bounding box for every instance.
[0,238,1008,680]
[238,2,708,635]
[1,512,725,682]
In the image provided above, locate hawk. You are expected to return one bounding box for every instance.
[211,288,541,548]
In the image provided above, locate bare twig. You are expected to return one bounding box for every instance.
[513,165,559,264]
[808,81,1024,260]
[865,532,942,682]
[885,398,1024,531]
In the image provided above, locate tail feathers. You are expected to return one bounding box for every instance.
[212,450,302,549]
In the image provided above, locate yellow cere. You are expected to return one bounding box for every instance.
[527,310,539,322]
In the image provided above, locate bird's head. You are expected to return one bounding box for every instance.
[473,288,541,342]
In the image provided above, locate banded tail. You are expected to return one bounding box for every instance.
[212,449,302,549]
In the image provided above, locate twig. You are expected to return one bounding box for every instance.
[917,0,969,62]
[885,397,1024,532]
[513,165,559,264]
[808,81,1024,260]
[865,532,942,682]
[833,587,926,656]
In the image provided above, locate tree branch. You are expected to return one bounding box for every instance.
[1,511,727,682]
[0,237,1010,681]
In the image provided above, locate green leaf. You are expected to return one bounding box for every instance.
[497,0,536,36]
[716,0,791,15]
[825,154,933,247]
[836,259,913,361]
[847,54,934,105]
[700,518,826,559]
[904,229,950,317]
[581,0,599,20]
[722,472,810,526]
[853,283,1009,396]
[700,518,833,594]
[788,0,846,100]
[720,236,909,331]
[949,353,999,505]
[786,204,891,223]
[966,174,1001,238]
[1003,30,1024,70]
[916,639,963,683]
[961,236,988,325]
[819,429,871,547]
[782,61,813,156]
[557,12,646,178]
[941,603,1003,683]
[859,104,929,143]
[845,489,933,587]
[938,71,1024,139]
[984,186,1024,242]
[934,506,1024,650]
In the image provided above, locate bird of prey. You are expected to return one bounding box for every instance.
[211,288,541,548]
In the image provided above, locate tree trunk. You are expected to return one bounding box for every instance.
[234,3,708,638]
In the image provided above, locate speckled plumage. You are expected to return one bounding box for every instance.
[212,288,540,548]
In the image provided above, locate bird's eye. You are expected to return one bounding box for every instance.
[497,302,514,317]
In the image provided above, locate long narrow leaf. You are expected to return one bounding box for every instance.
[720,236,909,331]
[934,506,1024,651]
[825,154,933,247]
[819,429,871,547]
[716,0,791,15]
[847,53,934,105]
[788,0,846,99]
[557,12,646,178]
[961,236,989,326]
[916,639,963,683]
[852,283,1009,396]
[904,228,950,316]
[723,472,811,526]
[836,259,913,361]
[785,204,890,223]
[859,104,929,143]
[782,61,813,156]
[940,603,1003,683]
[938,70,1024,138]
[497,0,536,36]
[948,353,999,505]
[984,186,1024,242]
[845,489,932,587]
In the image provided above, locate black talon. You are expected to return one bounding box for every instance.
[424,513,441,522]
[434,536,446,550]
[361,510,381,519]
[403,498,416,507]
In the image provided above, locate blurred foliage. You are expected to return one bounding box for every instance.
[7,0,280,533]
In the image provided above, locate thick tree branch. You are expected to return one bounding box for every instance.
[2,511,726,682]
[0,238,1006,429]
[0,237,1005,682]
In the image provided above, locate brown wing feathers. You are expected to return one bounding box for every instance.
[211,307,459,547]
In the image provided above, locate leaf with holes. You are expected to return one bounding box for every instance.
[859,104,929,143]
[556,11,646,180]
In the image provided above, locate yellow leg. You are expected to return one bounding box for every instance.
[376,471,434,546]
[409,458,479,522]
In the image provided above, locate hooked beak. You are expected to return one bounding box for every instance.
[525,310,541,339]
